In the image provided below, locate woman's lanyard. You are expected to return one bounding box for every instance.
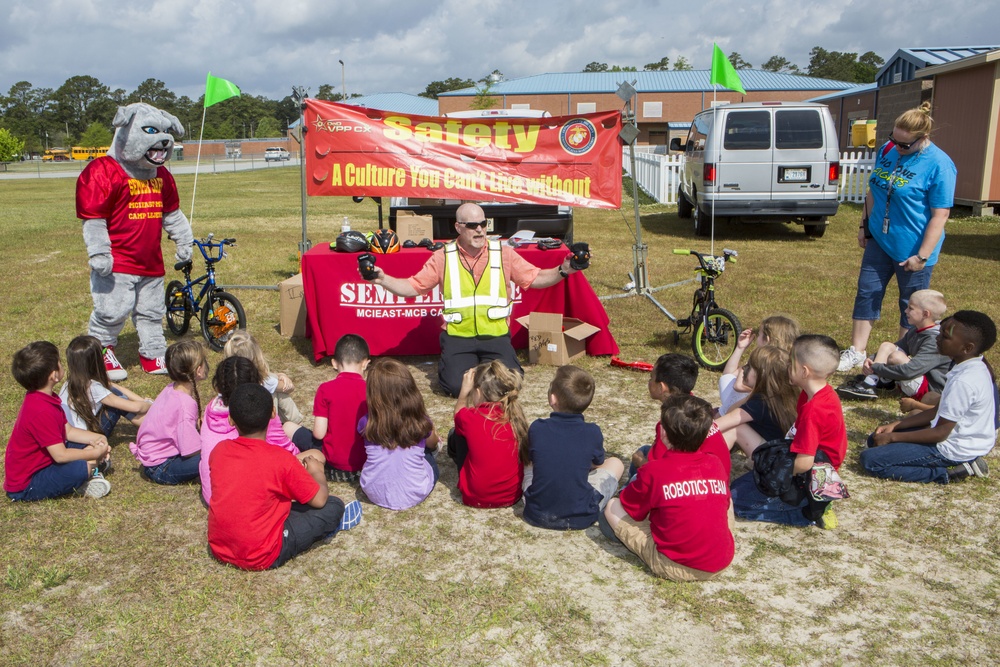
[881,155,902,234]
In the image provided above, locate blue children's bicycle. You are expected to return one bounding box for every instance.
[165,234,247,351]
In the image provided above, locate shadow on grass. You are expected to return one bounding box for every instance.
[941,231,1000,262]
[638,210,831,243]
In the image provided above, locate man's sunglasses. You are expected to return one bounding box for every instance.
[461,220,487,230]
[890,132,923,150]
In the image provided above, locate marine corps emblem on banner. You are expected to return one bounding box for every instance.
[559,118,597,156]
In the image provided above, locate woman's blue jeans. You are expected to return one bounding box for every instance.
[852,240,934,328]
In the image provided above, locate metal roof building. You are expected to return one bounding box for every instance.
[437,70,855,148]
[876,46,1000,87]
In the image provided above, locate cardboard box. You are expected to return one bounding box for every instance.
[278,273,306,337]
[395,211,434,244]
[514,312,600,366]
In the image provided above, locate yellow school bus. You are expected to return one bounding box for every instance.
[42,148,71,161]
[71,146,110,161]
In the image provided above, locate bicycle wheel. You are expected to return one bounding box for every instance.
[691,308,741,371]
[165,280,192,336]
[200,290,247,351]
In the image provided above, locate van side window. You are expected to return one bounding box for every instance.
[689,115,712,152]
[723,111,770,150]
[775,110,823,149]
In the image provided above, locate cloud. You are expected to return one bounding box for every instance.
[2,0,997,100]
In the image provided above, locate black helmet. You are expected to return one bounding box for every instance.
[369,228,400,254]
[333,230,369,253]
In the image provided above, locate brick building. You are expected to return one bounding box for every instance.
[438,71,855,148]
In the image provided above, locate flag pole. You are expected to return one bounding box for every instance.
[711,84,717,257]
[189,102,208,226]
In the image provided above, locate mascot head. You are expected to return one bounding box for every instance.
[109,103,184,178]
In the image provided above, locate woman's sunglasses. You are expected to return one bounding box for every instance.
[890,132,923,150]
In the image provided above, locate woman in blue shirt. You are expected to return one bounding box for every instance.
[838,102,957,372]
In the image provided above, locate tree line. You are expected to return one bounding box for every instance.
[418,47,885,100]
[3,47,884,157]
[0,76,357,157]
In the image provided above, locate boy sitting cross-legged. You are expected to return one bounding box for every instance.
[312,334,370,483]
[730,334,847,529]
[837,289,951,402]
[861,310,998,484]
[521,365,624,530]
[629,353,731,480]
[602,394,734,581]
[4,341,112,501]
[208,383,362,570]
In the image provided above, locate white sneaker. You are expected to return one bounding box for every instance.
[103,346,128,381]
[78,471,112,499]
[837,346,867,372]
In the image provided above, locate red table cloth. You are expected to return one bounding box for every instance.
[301,244,619,361]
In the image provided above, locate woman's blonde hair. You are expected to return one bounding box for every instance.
[223,330,270,380]
[468,360,530,464]
[365,358,432,449]
[746,346,798,435]
[895,101,934,138]
[759,315,800,353]
[165,339,208,423]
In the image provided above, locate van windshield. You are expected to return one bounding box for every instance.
[723,111,770,150]
[775,110,823,149]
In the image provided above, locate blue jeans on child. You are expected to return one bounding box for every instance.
[271,497,346,569]
[6,443,91,501]
[730,471,813,527]
[143,453,202,485]
[97,386,134,437]
[852,240,934,328]
[860,441,960,484]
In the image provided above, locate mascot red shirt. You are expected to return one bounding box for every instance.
[76,156,180,277]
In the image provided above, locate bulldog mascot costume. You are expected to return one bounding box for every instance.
[76,103,193,380]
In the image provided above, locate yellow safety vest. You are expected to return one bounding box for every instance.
[442,239,511,337]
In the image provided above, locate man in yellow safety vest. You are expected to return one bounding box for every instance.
[366,203,580,396]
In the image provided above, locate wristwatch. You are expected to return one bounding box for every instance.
[559,268,570,279]
[916,254,928,263]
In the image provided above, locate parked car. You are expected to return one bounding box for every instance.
[671,102,840,237]
[264,147,290,162]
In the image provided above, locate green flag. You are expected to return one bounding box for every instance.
[204,73,241,107]
[710,44,746,95]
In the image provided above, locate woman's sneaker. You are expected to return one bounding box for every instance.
[76,470,112,499]
[837,346,867,372]
[140,355,168,375]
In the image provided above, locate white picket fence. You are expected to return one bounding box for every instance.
[622,148,875,205]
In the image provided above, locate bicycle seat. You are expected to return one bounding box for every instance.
[174,260,192,272]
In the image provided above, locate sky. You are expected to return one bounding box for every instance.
[3,0,999,102]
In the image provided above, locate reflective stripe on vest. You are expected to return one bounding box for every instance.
[442,239,510,337]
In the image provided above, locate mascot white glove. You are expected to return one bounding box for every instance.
[82,218,114,277]
[164,209,194,263]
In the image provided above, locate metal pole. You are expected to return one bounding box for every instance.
[339,60,346,101]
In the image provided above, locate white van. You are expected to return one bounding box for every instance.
[671,102,840,237]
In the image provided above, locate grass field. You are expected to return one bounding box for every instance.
[1,168,999,666]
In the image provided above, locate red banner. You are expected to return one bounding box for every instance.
[303,101,623,208]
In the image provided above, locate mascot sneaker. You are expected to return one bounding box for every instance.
[140,355,168,375]
[103,346,128,381]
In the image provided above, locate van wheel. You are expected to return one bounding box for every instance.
[804,219,827,237]
[693,205,712,237]
[677,188,693,219]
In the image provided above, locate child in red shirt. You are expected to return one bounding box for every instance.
[208,383,362,570]
[731,335,847,529]
[312,334,370,481]
[630,353,731,479]
[603,394,734,581]
[447,360,527,508]
[5,341,111,501]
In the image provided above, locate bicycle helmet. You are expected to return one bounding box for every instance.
[333,230,369,253]
[369,229,400,254]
